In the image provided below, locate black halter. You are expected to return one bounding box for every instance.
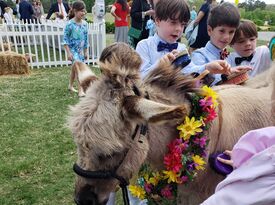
[73,163,130,205]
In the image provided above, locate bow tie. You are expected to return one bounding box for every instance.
[235,54,253,65]
[157,41,178,52]
[220,48,230,60]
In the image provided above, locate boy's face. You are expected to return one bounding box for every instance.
[155,17,186,44]
[208,25,236,50]
[231,33,257,57]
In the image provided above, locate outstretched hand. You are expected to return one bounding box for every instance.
[205,60,231,75]
[231,65,252,73]
[217,150,233,167]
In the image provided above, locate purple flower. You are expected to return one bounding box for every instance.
[194,136,207,148]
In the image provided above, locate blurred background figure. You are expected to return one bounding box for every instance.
[129,0,154,48]
[3,7,13,24]
[190,5,197,21]
[0,0,8,18]
[189,0,213,53]
[19,0,34,23]
[111,0,130,43]
[32,0,44,23]
[46,0,70,20]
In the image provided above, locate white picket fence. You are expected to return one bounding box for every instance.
[0,20,106,68]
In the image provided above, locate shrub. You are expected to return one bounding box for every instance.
[106,22,115,33]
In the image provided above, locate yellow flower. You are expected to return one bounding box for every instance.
[148,172,161,186]
[192,155,206,170]
[163,170,180,183]
[177,116,203,140]
[202,86,218,107]
[129,185,146,199]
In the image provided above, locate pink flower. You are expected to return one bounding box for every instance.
[144,183,153,194]
[204,107,217,123]
[194,136,207,148]
[199,97,213,110]
[161,185,173,198]
[179,175,188,184]
[164,152,182,172]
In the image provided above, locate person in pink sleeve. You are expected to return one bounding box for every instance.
[201,126,275,205]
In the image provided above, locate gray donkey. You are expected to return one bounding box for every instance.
[68,42,275,205]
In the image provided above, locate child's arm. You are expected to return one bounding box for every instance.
[110,5,121,21]
[63,23,73,61]
[64,45,73,61]
[136,41,160,79]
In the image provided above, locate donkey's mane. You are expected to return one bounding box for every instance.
[144,61,200,94]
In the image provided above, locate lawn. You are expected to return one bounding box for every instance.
[0,67,124,205]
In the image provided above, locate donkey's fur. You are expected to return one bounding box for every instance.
[68,42,275,205]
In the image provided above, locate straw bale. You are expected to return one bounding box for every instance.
[0,42,14,52]
[0,51,30,75]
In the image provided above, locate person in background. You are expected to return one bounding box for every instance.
[189,0,212,53]
[19,0,34,23]
[191,2,252,86]
[227,19,272,77]
[32,0,44,23]
[190,5,197,21]
[201,126,275,205]
[0,0,8,18]
[14,0,20,19]
[46,0,70,20]
[111,0,129,43]
[63,1,88,93]
[129,0,154,48]
[3,7,13,24]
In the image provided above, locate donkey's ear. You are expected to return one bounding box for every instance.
[122,96,190,124]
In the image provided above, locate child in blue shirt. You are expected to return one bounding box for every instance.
[191,2,251,85]
[63,1,88,93]
[136,0,231,80]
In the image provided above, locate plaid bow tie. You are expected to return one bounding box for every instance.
[157,42,178,52]
[235,54,253,65]
[220,48,230,60]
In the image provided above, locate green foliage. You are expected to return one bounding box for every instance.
[239,0,266,11]
[240,8,275,27]
[105,21,115,33]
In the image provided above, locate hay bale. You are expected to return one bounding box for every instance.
[0,51,30,75]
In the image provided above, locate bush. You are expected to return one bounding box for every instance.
[106,22,115,33]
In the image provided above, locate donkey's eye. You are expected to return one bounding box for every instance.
[125,77,129,84]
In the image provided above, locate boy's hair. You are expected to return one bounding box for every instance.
[155,0,190,23]
[230,19,258,45]
[208,2,240,29]
[68,1,86,19]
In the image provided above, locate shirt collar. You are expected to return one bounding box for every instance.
[205,41,223,58]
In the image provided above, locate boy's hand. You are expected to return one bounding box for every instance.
[231,65,252,73]
[160,50,179,64]
[205,60,231,75]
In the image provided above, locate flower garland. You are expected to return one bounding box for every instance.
[129,86,219,204]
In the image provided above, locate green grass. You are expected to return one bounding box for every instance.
[0,68,77,205]
[0,67,124,205]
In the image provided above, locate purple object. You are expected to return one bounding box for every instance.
[209,152,233,176]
